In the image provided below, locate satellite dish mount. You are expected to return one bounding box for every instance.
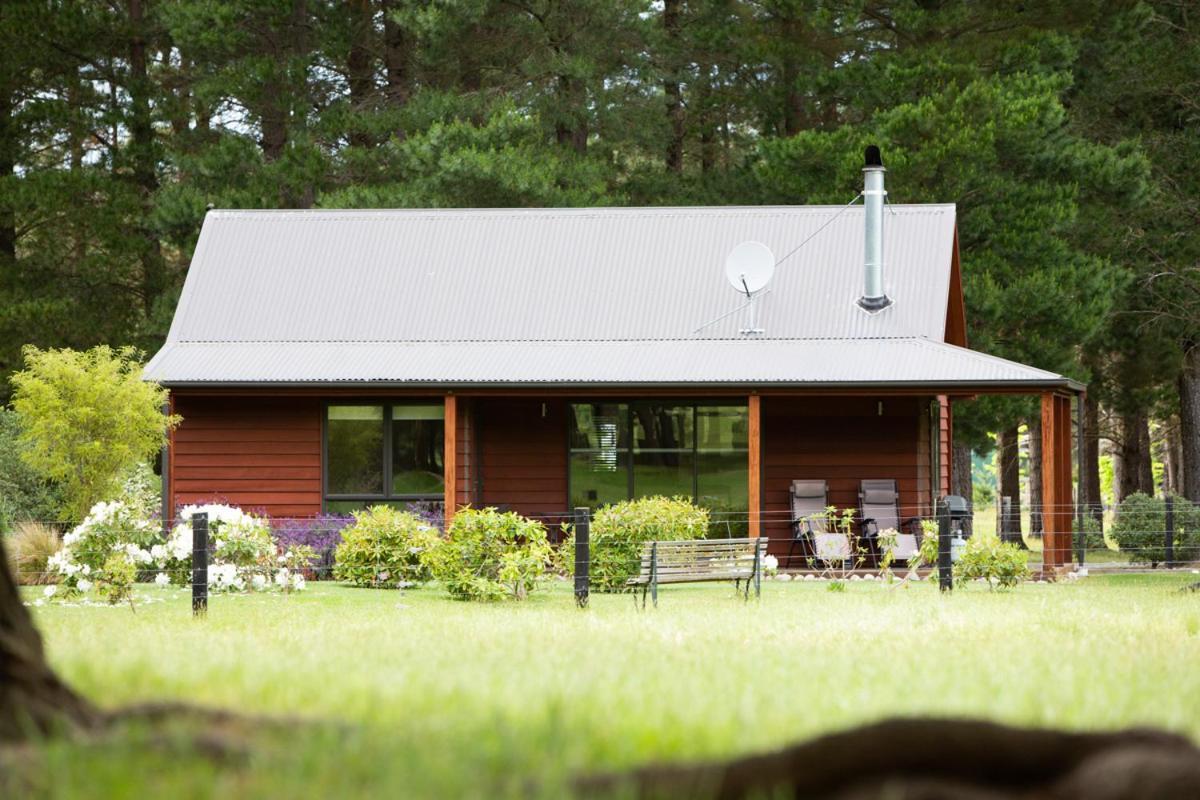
[725,241,775,336]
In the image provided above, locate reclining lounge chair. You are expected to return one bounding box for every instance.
[859,479,921,562]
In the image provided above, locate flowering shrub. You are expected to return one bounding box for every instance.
[272,514,351,579]
[424,507,551,601]
[762,554,779,577]
[47,498,157,603]
[163,503,310,593]
[333,505,440,588]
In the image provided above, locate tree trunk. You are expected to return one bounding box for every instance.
[997,425,1024,544]
[0,537,98,741]
[951,441,973,536]
[128,0,166,318]
[1179,345,1200,502]
[1029,418,1043,536]
[554,75,588,156]
[778,16,804,136]
[381,0,410,113]
[1117,410,1154,500]
[0,84,14,266]
[346,0,374,149]
[1084,392,1102,518]
[662,0,684,173]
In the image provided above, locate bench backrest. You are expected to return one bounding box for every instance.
[637,538,766,578]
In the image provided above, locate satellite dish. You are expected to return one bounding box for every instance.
[725,241,775,296]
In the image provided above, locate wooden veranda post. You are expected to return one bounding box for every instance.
[1040,392,1073,574]
[748,394,761,539]
[444,394,457,526]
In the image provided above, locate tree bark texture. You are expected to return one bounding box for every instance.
[1179,345,1200,502]
[381,0,410,111]
[1116,410,1154,501]
[951,441,973,536]
[1083,392,1103,517]
[128,0,167,317]
[0,537,98,741]
[346,0,374,148]
[997,425,1023,543]
[662,0,684,173]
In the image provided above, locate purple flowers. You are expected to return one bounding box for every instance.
[269,504,444,580]
[271,514,351,579]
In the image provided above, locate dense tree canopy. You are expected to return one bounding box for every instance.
[1,1,1196,500]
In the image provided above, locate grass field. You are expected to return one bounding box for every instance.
[13,573,1200,798]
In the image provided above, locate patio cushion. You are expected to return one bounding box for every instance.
[862,488,897,505]
[792,481,827,499]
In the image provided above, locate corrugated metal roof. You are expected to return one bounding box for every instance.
[145,205,1078,390]
[164,205,956,343]
[143,338,1077,389]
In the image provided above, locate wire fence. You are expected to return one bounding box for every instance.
[8,498,1200,611]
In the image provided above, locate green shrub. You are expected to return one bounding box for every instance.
[334,505,441,588]
[10,345,179,520]
[1110,493,1200,566]
[96,551,137,606]
[1073,513,1106,553]
[5,521,62,585]
[0,409,63,533]
[953,535,1030,590]
[424,508,551,601]
[562,496,709,592]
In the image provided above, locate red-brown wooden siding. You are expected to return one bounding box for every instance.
[169,392,943,541]
[762,396,931,559]
[939,395,952,497]
[455,397,476,508]
[170,395,323,519]
[477,398,568,522]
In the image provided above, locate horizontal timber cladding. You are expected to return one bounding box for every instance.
[169,394,323,519]
[476,398,569,525]
[761,396,932,560]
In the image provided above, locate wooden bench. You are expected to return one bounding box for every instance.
[626,538,767,607]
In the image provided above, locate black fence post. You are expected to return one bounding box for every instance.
[192,512,208,617]
[1165,495,1175,569]
[937,498,953,592]
[574,507,590,608]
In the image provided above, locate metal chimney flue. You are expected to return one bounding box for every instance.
[858,144,892,312]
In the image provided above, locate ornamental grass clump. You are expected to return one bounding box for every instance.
[424,507,551,601]
[563,496,709,592]
[6,521,61,586]
[333,505,440,588]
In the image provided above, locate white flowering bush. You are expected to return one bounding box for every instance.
[162,503,312,593]
[47,498,156,603]
[762,554,779,577]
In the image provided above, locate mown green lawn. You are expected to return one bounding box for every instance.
[13,573,1200,798]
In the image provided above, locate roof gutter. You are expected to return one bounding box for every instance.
[157,377,1086,393]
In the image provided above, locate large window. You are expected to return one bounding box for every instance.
[568,402,748,530]
[325,403,444,513]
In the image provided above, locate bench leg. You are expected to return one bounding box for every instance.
[651,577,657,608]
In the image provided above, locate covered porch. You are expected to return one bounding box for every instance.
[438,388,1080,575]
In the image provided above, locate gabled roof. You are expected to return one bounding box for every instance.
[145,206,1079,391]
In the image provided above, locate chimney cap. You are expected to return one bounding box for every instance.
[864,145,884,168]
